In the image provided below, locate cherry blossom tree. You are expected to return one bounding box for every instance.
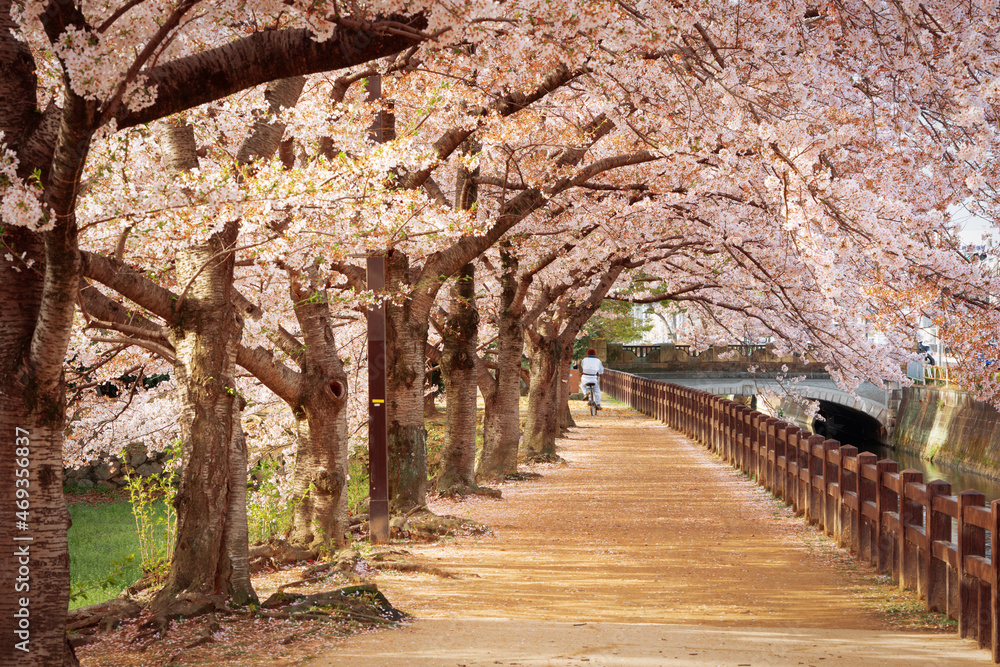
[6,2,1000,665]
[0,2,424,662]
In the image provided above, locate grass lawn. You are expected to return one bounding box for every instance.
[67,496,144,610]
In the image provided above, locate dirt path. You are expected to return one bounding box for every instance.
[308,403,991,666]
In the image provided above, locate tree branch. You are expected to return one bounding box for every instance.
[80,251,178,322]
[116,15,428,130]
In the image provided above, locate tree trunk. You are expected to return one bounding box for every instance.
[0,231,78,666]
[521,333,562,457]
[477,252,523,480]
[286,272,350,552]
[424,389,440,416]
[556,343,576,431]
[435,264,480,492]
[0,69,95,663]
[288,380,349,551]
[223,411,252,599]
[155,228,256,607]
[384,250,429,512]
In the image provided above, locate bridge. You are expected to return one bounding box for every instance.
[600,341,899,441]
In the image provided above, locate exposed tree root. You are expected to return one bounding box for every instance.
[248,538,319,571]
[435,482,503,500]
[388,509,491,541]
[260,583,407,624]
[502,471,543,481]
[367,559,461,579]
[66,599,143,634]
[133,593,232,647]
[522,452,566,464]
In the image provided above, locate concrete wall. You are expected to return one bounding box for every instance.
[893,386,1000,480]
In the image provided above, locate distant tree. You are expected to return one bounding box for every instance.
[576,300,654,357]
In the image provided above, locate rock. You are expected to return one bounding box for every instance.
[136,461,164,478]
[389,516,408,531]
[95,481,116,492]
[126,445,147,469]
[93,462,115,481]
[74,479,95,489]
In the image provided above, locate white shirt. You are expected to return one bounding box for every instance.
[580,356,604,377]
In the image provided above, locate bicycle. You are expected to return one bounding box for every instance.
[584,382,599,415]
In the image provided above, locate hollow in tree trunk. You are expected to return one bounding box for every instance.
[435,264,480,492]
[285,272,350,552]
[287,379,349,551]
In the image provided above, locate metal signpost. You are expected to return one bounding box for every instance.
[367,256,390,543]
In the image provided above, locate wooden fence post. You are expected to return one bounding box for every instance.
[857,452,878,566]
[788,429,802,515]
[958,489,986,642]
[822,439,840,537]
[804,434,824,525]
[743,407,753,475]
[776,424,791,503]
[764,418,778,493]
[838,444,858,552]
[750,413,762,483]
[876,459,899,575]
[898,469,922,594]
[924,479,952,613]
[991,498,1000,662]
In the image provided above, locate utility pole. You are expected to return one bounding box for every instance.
[366,72,390,543]
[367,256,390,544]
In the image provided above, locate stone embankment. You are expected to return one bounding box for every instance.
[894,386,1000,479]
[63,443,173,491]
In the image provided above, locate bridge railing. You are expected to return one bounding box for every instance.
[923,364,958,387]
[603,368,1000,663]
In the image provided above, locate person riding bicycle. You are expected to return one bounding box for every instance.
[579,348,604,410]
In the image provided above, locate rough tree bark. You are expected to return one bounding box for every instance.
[0,5,427,662]
[476,250,524,480]
[521,321,563,458]
[521,263,627,456]
[0,7,96,658]
[435,263,480,492]
[557,340,576,431]
[149,76,305,605]
[384,250,431,512]
[154,224,256,607]
[283,272,351,551]
[0,227,80,666]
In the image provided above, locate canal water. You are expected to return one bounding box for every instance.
[766,396,1000,503]
[790,398,1000,503]
[863,442,1000,504]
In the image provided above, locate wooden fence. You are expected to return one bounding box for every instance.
[602,369,1000,662]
